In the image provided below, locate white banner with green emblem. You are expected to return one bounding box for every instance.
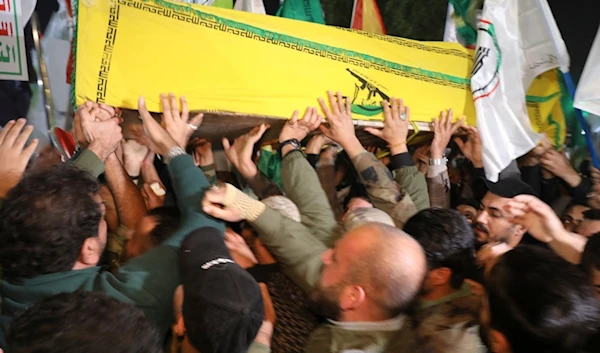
[471,0,569,181]
[0,0,28,81]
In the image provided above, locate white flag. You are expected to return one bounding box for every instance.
[443,3,459,43]
[234,0,266,14]
[471,0,569,181]
[574,27,600,117]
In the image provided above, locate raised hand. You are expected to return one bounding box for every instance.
[320,145,339,166]
[77,103,123,162]
[364,98,410,155]
[476,242,512,269]
[0,119,39,197]
[279,107,321,143]
[138,97,179,157]
[531,134,552,157]
[90,102,120,122]
[540,150,580,187]
[591,167,600,184]
[202,184,244,222]
[159,93,204,150]
[305,133,332,155]
[189,138,214,167]
[223,124,269,179]
[504,194,565,243]
[72,101,91,149]
[412,144,430,175]
[122,139,149,178]
[224,228,258,269]
[318,91,361,154]
[430,109,464,159]
[454,126,482,168]
[72,102,120,149]
[140,151,166,210]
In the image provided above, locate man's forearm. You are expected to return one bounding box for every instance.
[251,207,326,293]
[427,166,450,209]
[246,170,283,199]
[105,153,147,230]
[340,138,365,160]
[352,151,418,227]
[281,150,339,247]
[549,230,587,264]
[236,161,283,200]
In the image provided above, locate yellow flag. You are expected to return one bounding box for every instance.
[74,0,565,146]
[75,0,476,124]
[526,70,566,147]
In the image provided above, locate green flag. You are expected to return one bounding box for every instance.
[257,147,283,189]
[446,0,483,48]
[276,0,325,24]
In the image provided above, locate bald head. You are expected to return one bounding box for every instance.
[347,223,427,316]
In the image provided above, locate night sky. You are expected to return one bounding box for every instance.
[549,0,600,83]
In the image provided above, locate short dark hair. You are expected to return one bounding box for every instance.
[487,246,600,353]
[403,208,475,288]
[582,233,600,275]
[564,199,589,210]
[583,209,600,221]
[6,291,162,353]
[0,164,101,282]
[147,206,181,245]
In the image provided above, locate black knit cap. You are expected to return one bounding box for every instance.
[474,177,537,200]
[179,227,264,353]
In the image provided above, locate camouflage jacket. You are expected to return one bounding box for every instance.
[351,151,421,228]
[413,283,487,353]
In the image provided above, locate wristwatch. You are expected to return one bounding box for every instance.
[279,138,301,151]
[429,157,448,166]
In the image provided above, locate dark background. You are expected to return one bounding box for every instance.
[320,0,599,83]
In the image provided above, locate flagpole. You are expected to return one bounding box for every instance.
[350,0,359,28]
[562,71,600,169]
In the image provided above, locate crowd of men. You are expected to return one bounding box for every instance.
[0,91,599,353]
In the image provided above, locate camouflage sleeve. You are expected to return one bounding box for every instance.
[106,224,129,273]
[394,165,431,211]
[246,169,284,200]
[427,165,450,209]
[351,151,417,228]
